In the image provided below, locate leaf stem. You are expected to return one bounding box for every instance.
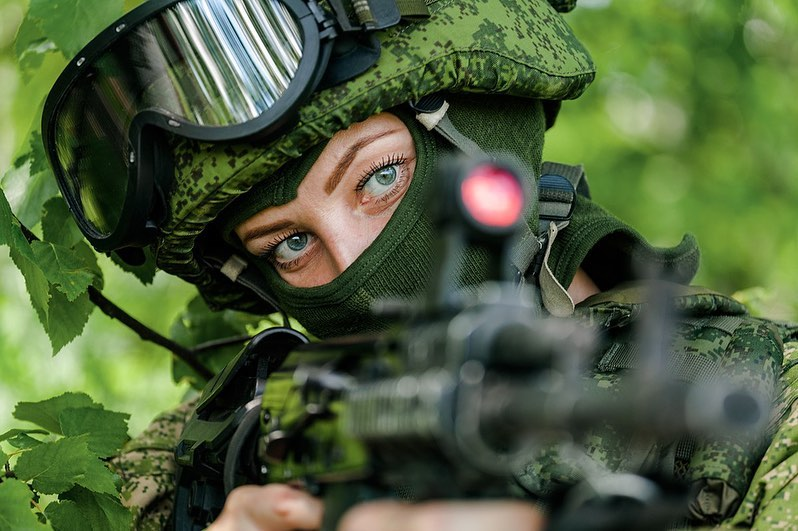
[192,335,251,354]
[18,222,214,381]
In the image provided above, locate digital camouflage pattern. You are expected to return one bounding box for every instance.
[515,285,786,525]
[157,0,595,313]
[114,290,798,529]
[110,398,198,530]
[720,326,798,528]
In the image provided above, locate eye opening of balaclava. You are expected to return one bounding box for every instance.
[216,95,549,338]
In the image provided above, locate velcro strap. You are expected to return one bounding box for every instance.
[395,0,431,18]
[341,0,430,29]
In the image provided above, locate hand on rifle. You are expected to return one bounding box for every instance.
[208,484,546,531]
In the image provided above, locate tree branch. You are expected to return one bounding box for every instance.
[18,222,214,381]
[87,286,213,380]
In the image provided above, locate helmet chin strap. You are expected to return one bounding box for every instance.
[202,248,293,328]
[409,96,576,316]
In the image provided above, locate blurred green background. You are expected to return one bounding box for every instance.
[0,0,796,435]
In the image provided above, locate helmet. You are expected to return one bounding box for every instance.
[156,0,595,313]
[43,0,594,314]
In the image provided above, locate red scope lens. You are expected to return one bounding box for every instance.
[460,164,524,228]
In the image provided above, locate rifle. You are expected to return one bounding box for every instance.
[173,157,767,530]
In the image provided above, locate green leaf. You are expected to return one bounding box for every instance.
[0,187,23,248]
[0,479,51,530]
[6,433,45,450]
[14,13,45,60]
[13,14,57,82]
[74,242,104,290]
[58,408,130,458]
[45,288,94,354]
[44,486,131,531]
[31,241,99,302]
[0,447,7,468]
[41,198,83,249]
[14,435,118,496]
[0,428,50,442]
[28,0,124,58]
[110,248,157,285]
[0,429,49,443]
[170,296,258,387]
[14,393,100,434]
[1,133,59,228]
[9,246,51,332]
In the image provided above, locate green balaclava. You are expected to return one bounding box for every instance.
[219,95,548,338]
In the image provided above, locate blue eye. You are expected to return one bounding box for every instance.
[273,232,310,263]
[362,164,399,196]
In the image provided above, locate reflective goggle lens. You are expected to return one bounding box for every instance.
[50,0,305,238]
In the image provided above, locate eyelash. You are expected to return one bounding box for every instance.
[259,229,305,271]
[354,154,407,195]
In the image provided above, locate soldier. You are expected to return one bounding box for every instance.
[41,0,798,529]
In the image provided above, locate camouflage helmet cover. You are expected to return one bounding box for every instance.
[159,0,595,312]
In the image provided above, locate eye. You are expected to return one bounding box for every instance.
[271,232,311,264]
[362,164,398,195]
[356,156,406,199]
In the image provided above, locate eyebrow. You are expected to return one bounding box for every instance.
[239,127,403,245]
[324,128,400,195]
[238,219,295,246]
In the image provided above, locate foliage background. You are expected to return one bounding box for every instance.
[0,0,796,437]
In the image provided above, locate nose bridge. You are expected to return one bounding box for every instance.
[312,207,367,274]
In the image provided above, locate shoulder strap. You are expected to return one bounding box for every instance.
[537,161,589,236]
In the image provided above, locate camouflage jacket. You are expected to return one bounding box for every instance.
[113,285,798,529]
[515,283,798,527]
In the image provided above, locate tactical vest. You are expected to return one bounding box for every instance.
[513,284,786,526]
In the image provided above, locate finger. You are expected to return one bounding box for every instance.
[208,484,324,531]
[338,500,546,531]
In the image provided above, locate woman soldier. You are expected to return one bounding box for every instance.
[42,0,798,529]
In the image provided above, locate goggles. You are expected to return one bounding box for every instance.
[42,0,406,258]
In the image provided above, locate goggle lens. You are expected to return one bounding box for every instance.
[50,0,305,239]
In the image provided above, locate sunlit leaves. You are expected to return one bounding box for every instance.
[28,0,124,59]
[41,197,83,249]
[110,247,157,286]
[31,241,100,302]
[45,487,132,531]
[169,295,263,387]
[0,479,52,530]
[4,432,45,450]
[2,393,132,529]
[14,392,101,434]
[15,435,118,495]
[1,132,58,227]
[0,188,100,353]
[59,407,130,458]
